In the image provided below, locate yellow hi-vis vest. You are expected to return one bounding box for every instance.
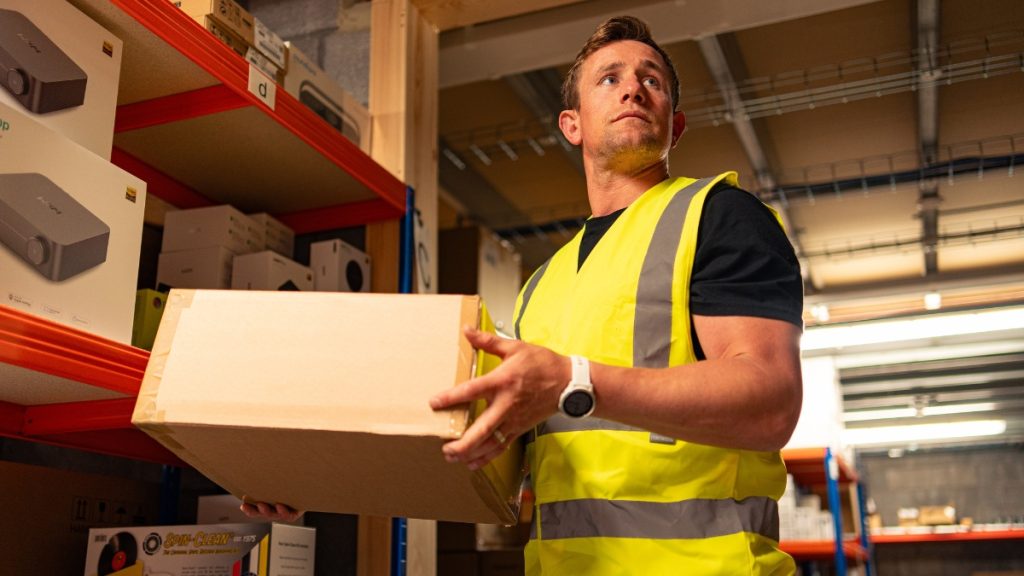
[513,174,796,575]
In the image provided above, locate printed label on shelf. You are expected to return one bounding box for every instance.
[247,64,277,110]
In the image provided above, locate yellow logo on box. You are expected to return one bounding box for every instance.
[125,186,138,203]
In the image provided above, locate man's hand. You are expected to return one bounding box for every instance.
[429,326,570,471]
[239,500,304,523]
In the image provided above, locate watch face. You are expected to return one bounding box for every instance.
[563,389,594,418]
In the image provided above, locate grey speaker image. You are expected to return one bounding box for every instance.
[0,173,109,281]
[0,9,87,114]
[299,80,361,144]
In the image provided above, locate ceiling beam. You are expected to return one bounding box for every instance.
[411,0,584,32]
[438,0,879,88]
[915,0,941,276]
[503,69,585,178]
[696,33,815,291]
[437,136,558,267]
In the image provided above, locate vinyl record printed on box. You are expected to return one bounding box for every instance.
[98,531,138,576]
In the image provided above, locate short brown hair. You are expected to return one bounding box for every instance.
[561,16,680,112]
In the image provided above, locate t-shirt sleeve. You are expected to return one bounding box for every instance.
[689,185,804,329]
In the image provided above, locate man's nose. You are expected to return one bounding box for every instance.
[621,79,645,103]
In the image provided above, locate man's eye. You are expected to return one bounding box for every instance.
[643,77,660,87]
[600,76,618,85]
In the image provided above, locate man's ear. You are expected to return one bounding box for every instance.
[670,110,687,147]
[559,109,582,146]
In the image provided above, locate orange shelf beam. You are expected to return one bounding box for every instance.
[782,447,858,485]
[872,528,1024,543]
[780,540,868,561]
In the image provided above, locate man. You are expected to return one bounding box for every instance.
[428,15,804,574]
[247,14,803,574]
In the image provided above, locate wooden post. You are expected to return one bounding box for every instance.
[361,0,439,574]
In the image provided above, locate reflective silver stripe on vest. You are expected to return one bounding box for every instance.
[514,259,551,340]
[633,177,712,368]
[536,496,780,542]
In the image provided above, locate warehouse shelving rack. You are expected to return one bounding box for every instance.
[781,447,874,576]
[1,0,407,463]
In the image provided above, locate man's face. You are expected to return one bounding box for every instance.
[562,40,680,168]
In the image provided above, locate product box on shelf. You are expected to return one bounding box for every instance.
[84,522,315,576]
[253,18,286,71]
[0,461,161,576]
[0,0,122,159]
[162,205,262,255]
[284,42,370,152]
[200,15,249,57]
[133,290,525,525]
[156,245,235,290]
[0,101,146,344]
[310,238,371,293]
[231,250,314,291]
[172,0,254,47]
[249,212,294,257]
[133,288,167,351]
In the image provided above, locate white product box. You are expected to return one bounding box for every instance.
[157,246,235,290]
[310,239,371,293]
[0,0,122,159]
[253,18,286,70]
[84,523,315,576]
[284,42,370,152]
[198,494,304,526]
[162,205,262,255]
[0,101,145,343]
[232,251,313,291]
[249,212,294,257]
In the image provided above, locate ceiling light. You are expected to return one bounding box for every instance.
[843,419,1007,446]
[924,291,942,310]
[801,306,1024,351]
[843,402,997,422]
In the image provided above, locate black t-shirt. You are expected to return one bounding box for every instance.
[578,184,804,360]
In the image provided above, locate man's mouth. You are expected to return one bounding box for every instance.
[614,112,650,123]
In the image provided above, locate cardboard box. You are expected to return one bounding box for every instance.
[173,0,255,47]
[84,522,315,576]
[232,250,314,291]
[249,212,294,257]
[0,460,160,576]
[157,245,235,290]
[202,14,249,57]
[133,290,525,525]
[0,101,146,343]
[0,0,123,159]
[310,238,371,292]
[162,205,262,255]
[133,288,167,350]
[253,18,286,70]
[918,504,956,526]
[284,42,370,152]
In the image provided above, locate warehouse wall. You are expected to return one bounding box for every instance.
[860,445,1024,576]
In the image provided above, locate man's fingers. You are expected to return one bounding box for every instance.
[464,326,516,357]
[442,401,507,462]
[429,370,499,410]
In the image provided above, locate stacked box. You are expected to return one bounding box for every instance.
[0,0,123,159]
[0,101,146,344]
[157,205,262,290]
[250,212,294,258]
[232,250,314,291]
[173,0,286,82]
[284,42,370,152]
[84,523,315,576]
[310,238,371,292]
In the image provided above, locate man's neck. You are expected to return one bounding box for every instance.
[585,159,670,217]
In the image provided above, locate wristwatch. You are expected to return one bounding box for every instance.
[558,355,595,418]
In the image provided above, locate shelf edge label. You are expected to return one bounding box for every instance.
[248,64,277,110]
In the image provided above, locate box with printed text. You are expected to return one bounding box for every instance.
[284,42,369,152]
[0,0,122,159]
[84,523,315,576]
[0,101,146,343]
